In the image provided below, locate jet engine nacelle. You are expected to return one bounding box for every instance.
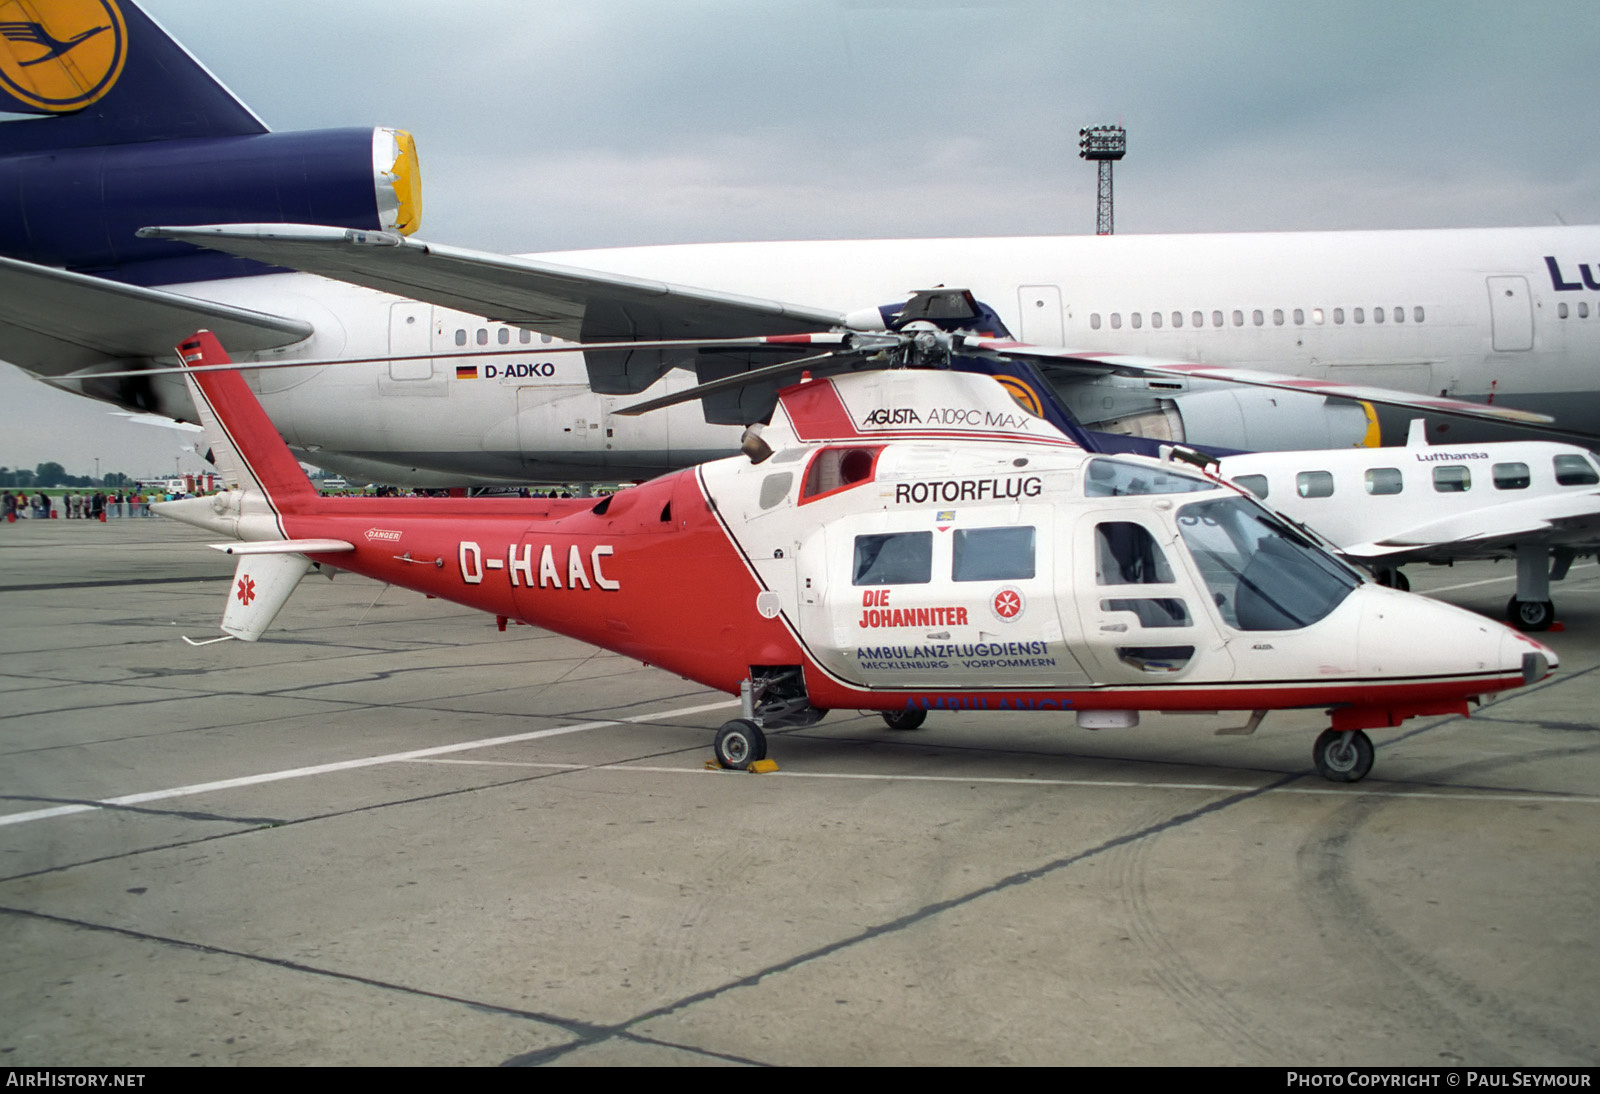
[0,127,419,285]
[1084,387,1377,451]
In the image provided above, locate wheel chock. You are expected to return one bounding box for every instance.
[747,759,779,774]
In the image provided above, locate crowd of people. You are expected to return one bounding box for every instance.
[1,489,162,522]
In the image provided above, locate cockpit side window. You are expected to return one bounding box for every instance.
[1095,522,1175,585]
[1176,497,1357,631]
[853,532,932,586]
[1085,458,1214,497]
[953,526,1035,581]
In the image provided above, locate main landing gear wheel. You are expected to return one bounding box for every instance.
[1313,728,1374,782]
[1507,596,1555,632]
[713,719,767,769]
[881,709,928,731]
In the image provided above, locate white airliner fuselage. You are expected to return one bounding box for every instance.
[82,225,1600,485]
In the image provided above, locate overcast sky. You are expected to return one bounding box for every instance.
[6,0,1600,478]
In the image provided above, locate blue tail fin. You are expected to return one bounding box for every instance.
[0,0,264,153]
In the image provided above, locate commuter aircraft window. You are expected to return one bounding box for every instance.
[853,532,932,586]
[1212,310,1224,327]
[1091,313,1102,330]
[1493,463,1531,490]
[1365,467,1403,495]
[1111,313,1122,330]
[1233,474,1269,499]
[1293,309,1305,325]
[1374,307,1385,324]
[1252,309,1264,327]
[1233,310,1244,327]
[1433,466,1471,493]
[1085,459,1215,497]
[1554,454,1600,486]
[1151,311,1162,329]
[1102,598,1191,628]
[1273,309,1284,326]
[1333,308,1345,324]
[1296,471,1334,498]
[953,526,1036,582]
[1354,308,1365,324]
[1177,498,1358,631]
[1095,522,1175,585]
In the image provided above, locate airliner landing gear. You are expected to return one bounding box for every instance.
[713,719,767,769]
[881,709,928,731]
[1313,728,1374,782]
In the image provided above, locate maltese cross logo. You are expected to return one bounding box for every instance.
[236,575,257,606]
[992,588,1023,621]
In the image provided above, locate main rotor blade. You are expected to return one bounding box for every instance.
[614,348,852,416]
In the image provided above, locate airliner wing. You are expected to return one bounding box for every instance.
[0,255,312,376]
[139,224,846,394]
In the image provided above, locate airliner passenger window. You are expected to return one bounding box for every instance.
[1394,307,1405,323]
[1560,303,1570,319]
[1296,471,1334,498]
[1132,313,1143,329]
[1374,307,1385,324]
[1414,307,1425,322]
[1111,313,1122,330]
[1493,463,1530,490]
[1234,475,1268,499]
[1334,309,1345,325]
[1365,468,1403,495]
[1091,313,1102,330]
[1554,454,1600,486]
[1192,311,1203,327]
[1354,308,1365,324]
[1212,311,1224,327]
[455,329,467,346]
[1433,466,1471,492]
[1252,310,1264,326]
[1232,310,1244,327]
[953,527,1036,582]
[1095,523,1175,585]
[1582,303,1591,319]
[520,330,532,343]
[853,532,932,586]
[1151,312,1162,329]
[1172,311,1184,328]
[1273,309,1284,326]
[1293,309,1305,325]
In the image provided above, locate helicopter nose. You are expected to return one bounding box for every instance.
[1503,628,1558,684]
[1360,587,1552,684]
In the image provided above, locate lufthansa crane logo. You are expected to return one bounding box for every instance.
[0,0,128,112]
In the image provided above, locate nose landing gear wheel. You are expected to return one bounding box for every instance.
[881,709,927,731]
[1313,728,1374,782]
[713,719,767,769]
[1507,596,1555,632]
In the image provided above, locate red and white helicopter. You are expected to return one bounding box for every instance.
[155,328,1557,782]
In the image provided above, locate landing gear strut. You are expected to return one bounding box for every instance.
[713,719,767,769]
[1313,728,1374,782]
[1505,543,1568,632]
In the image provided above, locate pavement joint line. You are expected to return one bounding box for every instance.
[404,757,1600,804]
[0,697,736,828]
[1424,561,1598,595]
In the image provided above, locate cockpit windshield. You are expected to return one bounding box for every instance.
[1085,458,1216,497]
[1176,496,1359,631]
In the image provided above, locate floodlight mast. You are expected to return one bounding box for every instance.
[1078,124,1127,235]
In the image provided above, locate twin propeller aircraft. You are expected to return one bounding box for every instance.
[157,330,1557,783]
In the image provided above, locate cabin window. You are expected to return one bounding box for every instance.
[476,328,488,346]
[1582,302,1591,319]
[1252,309,1264,327]
[1233,474,1268,499]
[1312,308,1325,325]
[1433,466,1471,493]
[1559,303,1570,319]
[1101,598,1192,627]
[1171,311,1183,328]
[1085,458,1215,497]
[1492,463,1530,490]
[1111,313,1122,330]
[759,473,793,509]
[1151,311,1162,329]
[1296,471,1334,498]
[1333,308,1345,325]
[1394,307,1404,323]
[454,329,467,346]
[498,328,510,344]
[802,446,881,503]
[1354,308,1365,324]
[1131,312,1143,329]
[1414,306,1425,323]
[1365,467,1403,495]
[1373,307,1385,324]
[1212,310,1224,327]
[853,532,932,586]
[1554,454,1600,486]
[1293,308,1305,325]
[1090,313,1102,330]
[541,332,554,343]
[1176,497,1358,631]
[1232,310,1244,327]
[1192,311,1203,328]
[1095,522,1175,585]
[1273,309,1285,326]
[953,526,1036,582]
[520,330,532,343]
